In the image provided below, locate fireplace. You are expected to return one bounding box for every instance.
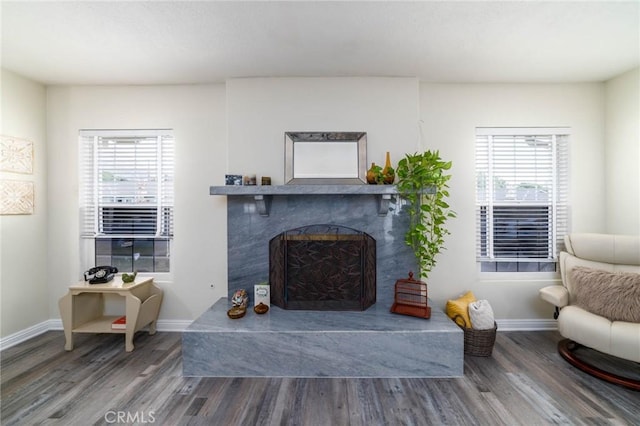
[187,187,463,378]
[220,190,415,306]
[269,224,376,311]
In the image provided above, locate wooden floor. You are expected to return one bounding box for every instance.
[1,330,638,425]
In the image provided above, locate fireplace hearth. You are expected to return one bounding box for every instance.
[269,225,376,311]
[185,187,464,378]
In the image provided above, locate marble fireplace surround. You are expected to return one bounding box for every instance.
[181,185,463,378]
[212,184,416,303]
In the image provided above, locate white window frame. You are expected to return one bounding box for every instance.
[475,127,570,274]
[79,129,174,273]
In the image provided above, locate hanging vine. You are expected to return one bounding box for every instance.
[396,150,456,281]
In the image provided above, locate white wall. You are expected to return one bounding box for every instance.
[605,67,640,235]
[0,69,49,337]
[46,85,228,322]
[227,78,609,321]
[419,83,606,321]
[44,77,421,325]
[226,77,420,183]
[7,75,632,335]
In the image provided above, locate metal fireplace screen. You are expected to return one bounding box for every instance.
[269,225,376,311]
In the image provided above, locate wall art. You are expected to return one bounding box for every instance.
[0,179,34,214]
[1,135,34,174]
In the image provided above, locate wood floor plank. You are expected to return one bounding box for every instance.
[2,330,639,425]
[298,378,349,425]
[266,377,302,425]
[350,378,388,425]
[250,378,287,426]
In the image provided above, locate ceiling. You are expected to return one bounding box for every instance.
[2,1,639,86]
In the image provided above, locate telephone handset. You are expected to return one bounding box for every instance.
[84,266,118,284]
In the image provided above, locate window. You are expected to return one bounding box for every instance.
[80,129,174,272]
[476,128,569,272]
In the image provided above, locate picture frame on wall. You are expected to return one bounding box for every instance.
[0,135,34,174]
[0,180,34,215]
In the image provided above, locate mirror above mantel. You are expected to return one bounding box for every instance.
[284,131,367,185]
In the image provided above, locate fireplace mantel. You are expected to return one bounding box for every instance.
[210,184,400,216]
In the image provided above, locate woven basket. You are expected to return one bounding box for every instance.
[461,322,497,357]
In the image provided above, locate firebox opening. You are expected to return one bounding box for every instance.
[269,224,376,311]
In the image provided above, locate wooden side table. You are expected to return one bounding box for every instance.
[58,276,163,352]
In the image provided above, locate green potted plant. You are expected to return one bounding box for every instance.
[396,150,456,281]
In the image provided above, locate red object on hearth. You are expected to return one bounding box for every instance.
[390,272,431,319]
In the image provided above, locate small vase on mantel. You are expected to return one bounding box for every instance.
[366,162,382,184]
[382,152,395,184]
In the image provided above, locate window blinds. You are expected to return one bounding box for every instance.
[475,128,570,263]
[80,130,174,239]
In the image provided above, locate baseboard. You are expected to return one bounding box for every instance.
[155,319,193,331]
[1,318,557,351]
[1,319,193,351]
[45,319,558,332]
[496,319,557,331]
[0,320,53,351]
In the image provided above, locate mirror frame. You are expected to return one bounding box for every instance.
[284,132,367,184]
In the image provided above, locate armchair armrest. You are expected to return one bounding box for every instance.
[539,285,569,308]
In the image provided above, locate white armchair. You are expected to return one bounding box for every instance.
[539,233,640,390]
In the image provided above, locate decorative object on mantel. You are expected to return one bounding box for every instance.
[225,174,243,186]
[366,162,383,184]
[284,131,367,185]
[244,175,257,185]
[382,151,395,184]
[396,150,456,282]
[366,153,395,185]
[227,289,249,319]
[261,176,271,185]
[390,271,431,319]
